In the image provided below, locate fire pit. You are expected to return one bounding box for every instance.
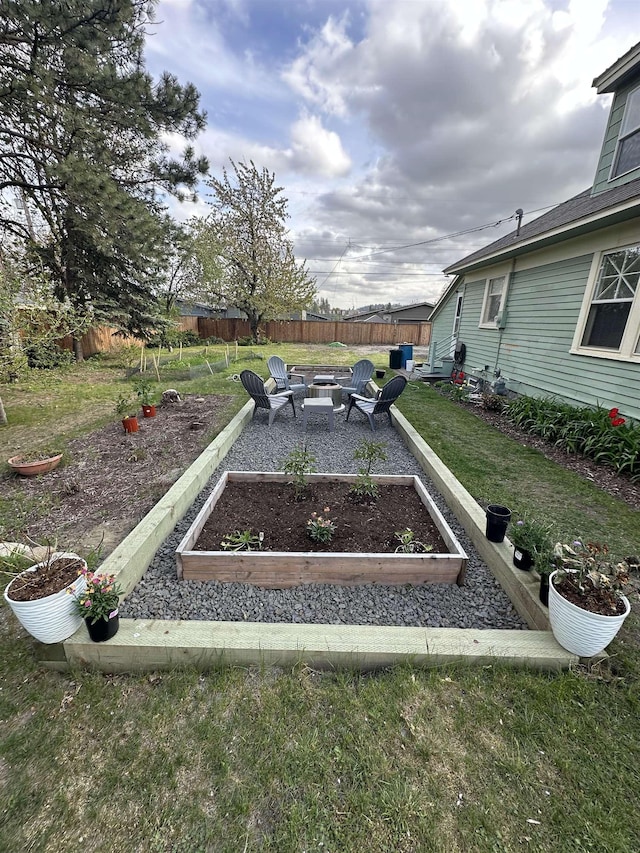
[307,381,344,411]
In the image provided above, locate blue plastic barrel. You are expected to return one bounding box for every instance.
[399,344,413,368]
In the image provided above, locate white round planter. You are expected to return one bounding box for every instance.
[548,570,631,657]
[3,552,87,644]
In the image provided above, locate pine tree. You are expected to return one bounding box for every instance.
[0,0,208,358]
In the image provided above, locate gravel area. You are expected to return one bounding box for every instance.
[120,400,527,630]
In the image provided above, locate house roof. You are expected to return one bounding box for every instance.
[444,176,640,275]
[592,40,640,93]
[383,301,434,314]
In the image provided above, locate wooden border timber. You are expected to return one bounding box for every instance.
[60,621,574,673]
[39,389,575,673]
[176,472,468,586]
[390,406,551,631]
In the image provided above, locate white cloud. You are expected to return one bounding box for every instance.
[148,0,640,309]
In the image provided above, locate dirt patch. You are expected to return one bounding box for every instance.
[1,395,235,556]
[193,481,448,554]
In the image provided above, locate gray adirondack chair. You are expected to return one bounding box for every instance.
[267,356,306,394]
[338,359,374,398]
[346,375,407,431]
[240,369,296,426]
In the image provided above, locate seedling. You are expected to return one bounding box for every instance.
[282,444,317,501]
[220,530,264,551]
[393,528,432,554]
[349,439,387,501]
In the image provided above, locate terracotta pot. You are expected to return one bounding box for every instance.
[8,453,63,477]
[122,416,139,433]
[141,404,156,418]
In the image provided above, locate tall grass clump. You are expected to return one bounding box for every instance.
[506,396,640,481]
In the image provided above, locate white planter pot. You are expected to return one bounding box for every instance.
[548,570,631,657]
[3,552,87,644]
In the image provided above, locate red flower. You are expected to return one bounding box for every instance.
[611,416,626,427]
[608,407,619,418]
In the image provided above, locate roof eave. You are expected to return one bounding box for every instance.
[592,43,640,94]
[444,198,640,276]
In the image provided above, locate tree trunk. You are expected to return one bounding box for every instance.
[72,336,84,362]
[0,396,7,425]
[249,314,261,344]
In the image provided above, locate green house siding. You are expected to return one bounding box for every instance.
[431,254,640,420]
[592,80,640,194]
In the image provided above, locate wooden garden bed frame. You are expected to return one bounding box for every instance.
[175,472,468,586]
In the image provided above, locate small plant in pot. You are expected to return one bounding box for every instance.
[3,551,87,643]
[135,378,157,417]
[509,516,552,571]
[548,540,634,657]
[115,393,138,433]
[72,567,123,642]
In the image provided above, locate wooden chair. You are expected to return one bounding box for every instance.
[338,358,374,398]
[346,375,407,431]
[267,355,306,394]
[240,369,296,426]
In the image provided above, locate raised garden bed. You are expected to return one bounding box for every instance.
[176,471,468,586]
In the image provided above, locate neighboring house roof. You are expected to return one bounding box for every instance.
[383,301,434,315]
[444,176,640,276]
[344,301,434,322]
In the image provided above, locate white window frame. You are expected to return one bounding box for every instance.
[571,242,640,362]
[610,85,640,180]
[479,275,507,329]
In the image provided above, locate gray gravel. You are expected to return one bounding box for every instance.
[120,398,527,629]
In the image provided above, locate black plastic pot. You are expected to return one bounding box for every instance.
[513,548,533,571]
[539,575,550,607]
[85,613,119,642]
[485,505,511,543]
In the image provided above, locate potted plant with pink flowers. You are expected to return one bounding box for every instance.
[72,567,123,642]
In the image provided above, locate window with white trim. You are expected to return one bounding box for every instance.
[480,276,505,326]
[611,86,640,178]
[577,243,640,358]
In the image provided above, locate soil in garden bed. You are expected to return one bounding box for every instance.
[194,481,449,554]
[6,556,84,601]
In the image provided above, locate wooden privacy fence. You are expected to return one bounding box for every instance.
[198,318,431,347]
[59,318,430,356]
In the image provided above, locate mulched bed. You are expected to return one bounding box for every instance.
[194,481,448,554]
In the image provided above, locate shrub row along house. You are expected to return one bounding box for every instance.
[429,41,640,422]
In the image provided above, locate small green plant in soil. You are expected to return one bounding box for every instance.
[349,439,387,501]
[393,528,433,553]
[220,530,264,551]
[306,508,336,543]
[282,444,317,501]
[509,516,553,565]
[115,393,135,418]
[135,377,156,406]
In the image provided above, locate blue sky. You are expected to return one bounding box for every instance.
[144,0,640,310]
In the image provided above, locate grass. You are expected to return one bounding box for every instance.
[1,345,639,851]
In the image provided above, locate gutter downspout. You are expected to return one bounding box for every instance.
[494,257,516,374]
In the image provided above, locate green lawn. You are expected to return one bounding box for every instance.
[1,345,639,852]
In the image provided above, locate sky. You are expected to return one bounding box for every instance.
[143,0,640,311]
